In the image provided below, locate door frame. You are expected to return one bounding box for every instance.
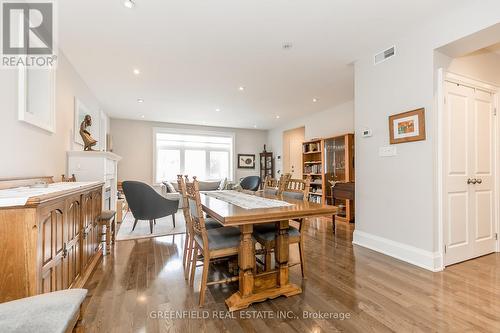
[437,68,500,269]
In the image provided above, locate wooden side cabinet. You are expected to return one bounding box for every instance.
[0,181,104,303]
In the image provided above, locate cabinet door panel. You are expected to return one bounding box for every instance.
[54,259,64,290]
[81,193,93,269]
[41,268,52,294]
[41,214,53,266]
[91,190,102,254]
[65,197,82,287]
[39,204,65,293]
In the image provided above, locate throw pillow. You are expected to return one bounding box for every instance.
[163,181,176,193]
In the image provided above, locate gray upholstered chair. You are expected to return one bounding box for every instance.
[240,176,261,191]
[122,181,179,233]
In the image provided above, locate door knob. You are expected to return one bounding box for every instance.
[476,178,482,184]
[467,178,477,184]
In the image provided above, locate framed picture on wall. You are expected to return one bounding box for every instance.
[389,108,426,144]
[238,154,256,169]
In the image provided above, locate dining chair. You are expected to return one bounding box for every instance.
[177,175,222,281]
[180,176,241,306]
[262,173,291,196]
[253,176,311,277]
[122,181,179,234]
[61,174,76,182]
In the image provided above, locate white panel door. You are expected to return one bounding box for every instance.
[444,81,497,266]
[282,127,305,178]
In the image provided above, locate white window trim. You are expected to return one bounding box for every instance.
[152,127,236,185]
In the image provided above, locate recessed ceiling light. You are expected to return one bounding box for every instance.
[253,125,257,128]
[238,86,245,91]
[276,115,280,119]
[140,115,145,119]
[312,98,318,102]
[123,0,135,9]
[137,98,144,103]
[215,108,221,112]
[133,68,140,75]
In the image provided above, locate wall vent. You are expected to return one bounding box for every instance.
[374,46,395,65]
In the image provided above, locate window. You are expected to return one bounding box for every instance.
[154,128,234,184]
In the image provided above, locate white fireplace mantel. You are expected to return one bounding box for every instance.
[67,151,122,210]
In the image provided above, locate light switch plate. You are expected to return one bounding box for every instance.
[379,146,397,157]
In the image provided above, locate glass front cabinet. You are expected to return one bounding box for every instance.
[260,151,274,184]
[324,134,354,222]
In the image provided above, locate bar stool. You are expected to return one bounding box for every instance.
[97,210,116,254]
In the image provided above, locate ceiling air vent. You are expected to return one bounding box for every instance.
[374,46,395,65]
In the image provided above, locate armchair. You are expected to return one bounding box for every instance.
[122,181,179,233]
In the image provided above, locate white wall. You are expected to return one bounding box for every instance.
[0,52,104,179]
[447,49,500,85]
[267,100,354,175]
[110,118,268,184]
[353,2,500,271]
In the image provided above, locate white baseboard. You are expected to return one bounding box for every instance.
[352,230,443,272]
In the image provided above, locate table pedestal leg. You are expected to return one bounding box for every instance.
[225,221,302,311]
[238,224,254,297]
[275,220,290,286]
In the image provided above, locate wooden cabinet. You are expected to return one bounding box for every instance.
[301,133,355,221]
[324,134,354,222]
[0,181,104,302]
[259,150,274,184]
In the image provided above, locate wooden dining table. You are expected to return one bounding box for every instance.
[200,191,338,311]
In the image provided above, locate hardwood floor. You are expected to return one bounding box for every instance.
[81,218,500,332]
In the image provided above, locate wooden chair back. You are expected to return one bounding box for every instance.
[263,173,291,196]
[282,176,310,201]
[61,174,76,182]
[263,176,278,190]
[278,173,292,194]
[183,176,209,248]
[177,175,194,236]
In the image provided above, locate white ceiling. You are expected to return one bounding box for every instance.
[59,0,466,129]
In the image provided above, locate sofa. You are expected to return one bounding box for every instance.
[161,179,226,208]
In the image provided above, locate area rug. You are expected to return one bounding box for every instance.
[116,210,186,241]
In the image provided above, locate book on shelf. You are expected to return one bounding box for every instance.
[308,195,322,203]
[304,164,322,174]
[303,142,320,153]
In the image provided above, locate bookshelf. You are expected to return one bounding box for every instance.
[302,139,325,203]
[302,133,355,221]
